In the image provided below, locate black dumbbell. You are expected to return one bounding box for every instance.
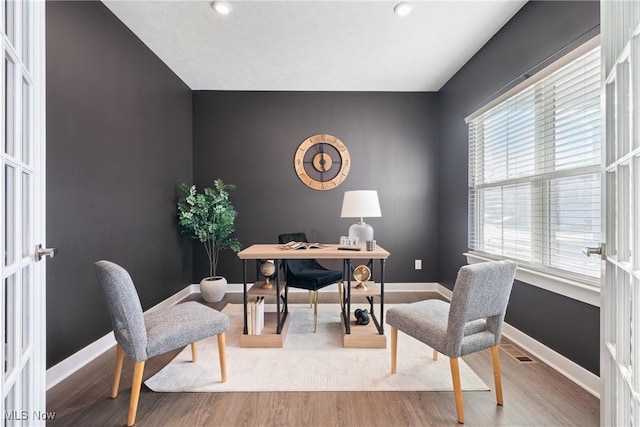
[354,308,370,325]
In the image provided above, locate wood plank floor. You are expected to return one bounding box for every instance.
[47,292,599,426]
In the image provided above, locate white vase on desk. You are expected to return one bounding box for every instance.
[200,276,227,303]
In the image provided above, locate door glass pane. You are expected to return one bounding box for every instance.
[5,56,16,156]
[5,165,16,266]
[21,172,30,257]
[617,60,631,158]
[21,359,31,415]
[606,82,616,165]
[608,170,618,259]
[609,263,618,351]
[624,381,632,427]
[22,265,31,351]
[634,38,640,151]
[4,383,17,426]
[22,78,30,164]
[636,157,640,270]
[619,164,630,263]
[4,275,16,377]
[5,0,15,46]
[635,276,640,392]
[618,267,631,363]
[624,271,632,366]
[22,1,31,70]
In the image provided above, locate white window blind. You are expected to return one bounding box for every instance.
[468,45,601,283]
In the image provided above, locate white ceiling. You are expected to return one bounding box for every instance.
[102,0,527,91]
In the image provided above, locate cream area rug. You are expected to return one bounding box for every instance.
[145,303,489,393]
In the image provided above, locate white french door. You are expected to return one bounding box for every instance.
[601,1,640,425]
[1,1,46,426]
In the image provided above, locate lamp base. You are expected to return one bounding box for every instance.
[349,221,373,248]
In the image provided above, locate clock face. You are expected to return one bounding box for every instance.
[294,134,351,191]
[353,265,371,283]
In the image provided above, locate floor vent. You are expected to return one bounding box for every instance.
[500,344,537,364]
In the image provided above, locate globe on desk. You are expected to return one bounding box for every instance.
[260,260,276,289]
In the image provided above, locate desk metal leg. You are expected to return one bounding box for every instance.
[273,260,289,334]
[242,259,248,335]
[275,259,281,334]
[368,295,382,333]
[340,260,347,326]
[380,259,386,335]
[346,259,352,334]
[284,283,289,313]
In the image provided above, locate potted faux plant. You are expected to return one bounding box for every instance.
[177,179,242,302]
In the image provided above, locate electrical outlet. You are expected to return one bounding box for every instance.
[415,259,422,270]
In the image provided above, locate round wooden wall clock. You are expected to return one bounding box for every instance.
[294,134,351,191]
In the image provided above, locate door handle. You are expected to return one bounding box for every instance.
[582,243,605,259]
[36,244,58,261]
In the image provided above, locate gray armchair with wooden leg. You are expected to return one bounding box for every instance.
[386,260,517,424]
[94,260,229,426]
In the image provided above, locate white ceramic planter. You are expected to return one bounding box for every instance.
[200,276,227,303]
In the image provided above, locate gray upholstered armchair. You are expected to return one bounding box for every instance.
[386,260,517,424]
[94,260,229,426]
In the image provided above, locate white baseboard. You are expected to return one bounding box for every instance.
[500,322,600,398]
[46,332,117,391]
[434,283,600,398]
[47,281,600,399]
[436,284,453,299]
[45,284,197,390]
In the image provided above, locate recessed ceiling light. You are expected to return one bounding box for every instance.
[212,1,231,15]
[393,2,412,16]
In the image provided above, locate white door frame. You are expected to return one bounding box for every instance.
[1,0,46,424]
[601,1,640,424]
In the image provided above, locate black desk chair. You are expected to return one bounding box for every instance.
[278,232,343,332]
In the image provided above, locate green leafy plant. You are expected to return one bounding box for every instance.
[177,179,242,279]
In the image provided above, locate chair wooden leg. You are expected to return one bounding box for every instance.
[191,342,198,363]
[313,291,318,333]
[390,326,398,374]
[218,332,227,383]
[127,361,145,426]
[433,349,439,361]
[491,345,504,405]
[308,290,312,307]
[111,344,125,398]
[450,357,465,424]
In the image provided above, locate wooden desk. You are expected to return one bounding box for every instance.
[237,244,390,348]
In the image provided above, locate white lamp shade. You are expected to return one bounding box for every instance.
[340,191,382,218]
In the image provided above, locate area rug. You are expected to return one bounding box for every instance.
[145,304,489,393]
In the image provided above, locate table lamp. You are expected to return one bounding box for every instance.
[340,190,381,246]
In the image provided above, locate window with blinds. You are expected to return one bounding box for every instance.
[468,43,601,283]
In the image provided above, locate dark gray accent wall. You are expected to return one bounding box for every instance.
[192,92,438,284]
[437,1,600,374]
[46,1,193,368]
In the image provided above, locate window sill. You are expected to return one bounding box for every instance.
[464,252,600,307]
